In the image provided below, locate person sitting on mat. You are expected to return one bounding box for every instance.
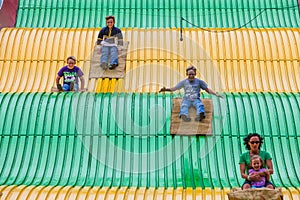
[239,133,275,190]
[56,56,85,92]
[159,66,222,122]
[248,155,271,188]
[96,15,123,70]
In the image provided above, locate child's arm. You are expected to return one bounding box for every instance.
[204,88,223,98]
[79,75,85,90]
[264,169,270,181]
[159,86,177,92]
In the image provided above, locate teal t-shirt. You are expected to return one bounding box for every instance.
[239,150,272,173]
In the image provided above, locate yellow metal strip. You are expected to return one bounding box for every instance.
[1,186,299,199]
[95,186,110,200]
[115,187,127,200]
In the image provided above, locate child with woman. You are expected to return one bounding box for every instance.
[248,155,270,188]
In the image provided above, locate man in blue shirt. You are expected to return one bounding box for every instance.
[160,66,222,122]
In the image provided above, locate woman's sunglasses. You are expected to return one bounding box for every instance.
[250,141,260,144]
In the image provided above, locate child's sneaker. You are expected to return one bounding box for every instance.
[195,112,205,121]
[181,114,191,122]
[101,62,108,70]
[109,64,118,70]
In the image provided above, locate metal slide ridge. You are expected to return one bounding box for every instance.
[0,186,300,199]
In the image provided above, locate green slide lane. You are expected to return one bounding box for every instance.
[0,92,299,188]
[15,0,300,28]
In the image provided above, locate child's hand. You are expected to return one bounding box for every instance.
[216,92,223,98]
[96,46,102,54]
[248,172,261,181]
[117,46,123,52]
[264,169,270,176]
[159,87,167,92]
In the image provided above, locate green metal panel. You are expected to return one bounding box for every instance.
[15,0,300,28]
[0,92,299,188]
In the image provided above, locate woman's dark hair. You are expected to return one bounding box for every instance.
[243,133,264,150]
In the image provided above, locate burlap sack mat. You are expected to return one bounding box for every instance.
[170,98,213,135]
[89,41,129,79]
[227,188,283,200]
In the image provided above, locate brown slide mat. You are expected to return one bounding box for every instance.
[228,188,283,200]
[170,98,213,135]
[89,42,129,79]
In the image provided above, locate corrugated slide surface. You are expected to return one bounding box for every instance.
[0,92,300,199]
[0,0,300,199]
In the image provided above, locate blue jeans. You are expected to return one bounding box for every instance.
[100,46,118,65]
[63,83,79,91]
[180,98,205,117]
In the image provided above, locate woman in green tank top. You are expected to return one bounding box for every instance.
[239,133,275,190]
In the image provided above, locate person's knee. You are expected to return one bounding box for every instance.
[266,184,275,189]
[242,183,251,190]
[265,181,275,189]
[111,46,118,52]
[102,46,109,54]
[181,103,189,110]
